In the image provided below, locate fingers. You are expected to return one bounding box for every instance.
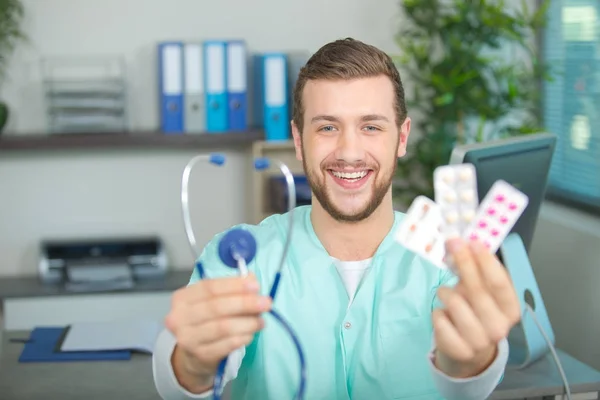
[166,273,271,335]
[172,273,261,304]
[198,316,265,345]
[445,238,518,342]
[471,242,521,324]
[204,294,272,321]
[432,308,474,362]
[178,316,264,348]
[169,294,272,327]
[166,273,269,375]
[436,287,491,353]
[446,239,482,293]
[188,333,256,365]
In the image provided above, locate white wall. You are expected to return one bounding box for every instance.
[0,0,400,276]
[530,201,600,371]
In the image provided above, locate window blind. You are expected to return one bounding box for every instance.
[542,0,600,212]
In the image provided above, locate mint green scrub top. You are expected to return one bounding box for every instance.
[188,205,457,399]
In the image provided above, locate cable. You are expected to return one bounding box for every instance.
[512,303,572,400]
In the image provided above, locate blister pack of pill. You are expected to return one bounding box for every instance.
[433,163,479,238]
[394,196,447,268]
[395,163,529,271]
[462,179,529,254]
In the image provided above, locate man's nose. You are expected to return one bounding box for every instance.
[335,130,364,163]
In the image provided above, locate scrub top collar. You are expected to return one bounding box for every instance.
[302,205,404,262]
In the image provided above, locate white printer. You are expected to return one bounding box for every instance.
[38,236,168,292]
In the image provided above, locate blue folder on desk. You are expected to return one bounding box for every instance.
[18,327,131,363]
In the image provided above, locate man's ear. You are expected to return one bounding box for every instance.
[291,120,303,161]
[397,117,412,158]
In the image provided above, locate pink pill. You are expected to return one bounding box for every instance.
[469,233,478,241]
[508,202,518,211]
[487,207,496,216]
[491,229,500,237]
[495,194,505,202]
[499,216,509,224]
[484,241,491,248]
[478,220,487,228]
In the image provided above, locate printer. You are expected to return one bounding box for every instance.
[38,236,168,292]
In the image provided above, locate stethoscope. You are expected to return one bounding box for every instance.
[180,152,306,400]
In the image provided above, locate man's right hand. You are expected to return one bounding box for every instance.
[164,273,271,393]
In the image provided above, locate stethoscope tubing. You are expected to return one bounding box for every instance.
[181,153,306,400]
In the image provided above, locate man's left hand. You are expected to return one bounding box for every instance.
[432,238,522,378]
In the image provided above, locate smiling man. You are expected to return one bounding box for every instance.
[152,38,520,399]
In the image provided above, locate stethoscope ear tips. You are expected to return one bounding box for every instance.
[254,157,270,171]
[218,228,257,269]
[209,153,226,166]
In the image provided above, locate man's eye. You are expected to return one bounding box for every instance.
[364,125,380,132]
[319,125,336,132]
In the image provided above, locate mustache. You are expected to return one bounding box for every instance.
[322,161,374,170]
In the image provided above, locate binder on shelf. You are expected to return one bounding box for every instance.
[183,42,205,133]
[253,53,289,141]
[203,40,228,133]
[158,42,184,134]
[226,40,248,131]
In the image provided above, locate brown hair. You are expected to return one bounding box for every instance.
[292,37,407,133]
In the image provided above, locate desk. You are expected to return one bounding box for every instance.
[489,350,600,400]
[0,330,160,400]
[1,330,600,400]
[0,271,192,330]
[490,351,600,399]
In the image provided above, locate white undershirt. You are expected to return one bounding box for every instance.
[331,257,372,304]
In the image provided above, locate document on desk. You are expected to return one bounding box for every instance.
[59,320,163,354]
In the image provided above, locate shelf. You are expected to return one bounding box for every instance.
[0,129,265,152]
[0,269,193,298]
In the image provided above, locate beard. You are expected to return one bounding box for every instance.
[301,146,397,223]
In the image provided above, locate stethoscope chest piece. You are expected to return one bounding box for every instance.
[218,228,257,269]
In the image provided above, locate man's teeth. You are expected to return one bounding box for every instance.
[332,171,368,180]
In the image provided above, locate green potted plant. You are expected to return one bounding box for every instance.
[0,0,26,133]
[392,0,552,208]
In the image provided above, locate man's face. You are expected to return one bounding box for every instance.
[292,75,411,222]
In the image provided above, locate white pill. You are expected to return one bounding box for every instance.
[459,168,473,181]
[445,210,459,224]
[461,209,475,222]
[442,172,454,184]
[460,189,474,202]
[444,191,457,203]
